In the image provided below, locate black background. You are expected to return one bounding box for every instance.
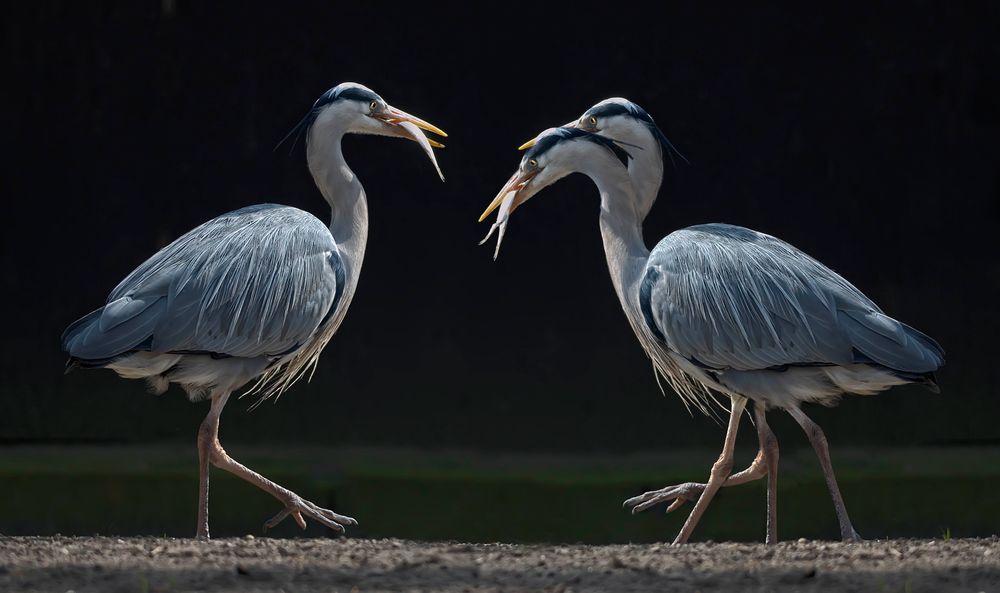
[2,2,997,452]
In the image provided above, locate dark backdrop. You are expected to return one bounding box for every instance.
[2,2,997,451]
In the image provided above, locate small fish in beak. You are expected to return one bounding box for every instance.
[373,105,448,182]
[478,185,520,260]
[478,167,541,260]
[395,120,446,182]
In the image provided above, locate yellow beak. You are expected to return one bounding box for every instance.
[478,169,539,222]
[377,105,448,138]
[518,120,578,150]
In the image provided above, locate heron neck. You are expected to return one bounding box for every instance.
[306,132,369,275]
[588,164,650,314]
[629,140,664,223]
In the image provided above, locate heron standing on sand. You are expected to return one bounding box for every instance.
[480,110,943,544]
[62,82,447,539]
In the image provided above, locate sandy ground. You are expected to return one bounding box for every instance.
[0,536,997,593]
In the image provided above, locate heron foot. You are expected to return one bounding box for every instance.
[623,482,706,514]
[263,493,358,534]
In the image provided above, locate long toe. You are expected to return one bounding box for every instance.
[623,487,671,509]
[264,493,357,534]
[302,499,357,528]
[624,482,705,514]
[322,508,358,526]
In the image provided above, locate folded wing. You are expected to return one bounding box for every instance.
[641,224,944,376]
[62,204,343,365]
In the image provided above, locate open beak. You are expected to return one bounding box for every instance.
[375,105,448,138]
[374,105,448,181]
[478,168,539,223]
[518,120,578,150]
[477,167,541,260]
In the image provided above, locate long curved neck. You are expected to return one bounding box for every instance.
[306,130,369,279]
[629,138,664,222]
[582,160,650,316]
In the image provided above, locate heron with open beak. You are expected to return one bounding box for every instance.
[62,82,447,538]
[480,114,943,544]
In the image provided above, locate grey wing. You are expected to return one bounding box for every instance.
[640,224,944,375]
[62,204,344,363]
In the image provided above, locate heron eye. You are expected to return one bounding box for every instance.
[369,100,379,112]
[528,159,538,168]
[589,116,598,126]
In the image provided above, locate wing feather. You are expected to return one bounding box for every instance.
[641,224,943,375]
[63,204,341,364]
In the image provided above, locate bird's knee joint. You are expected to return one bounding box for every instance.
[206,441,229,466]
[807,425,827,447]
[711,457,734,478]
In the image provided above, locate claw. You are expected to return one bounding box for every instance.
[262,495,355,534]
[623,495,642,509]
[264,509,290,530]
[624,482,706,515]
[666,498,686,513]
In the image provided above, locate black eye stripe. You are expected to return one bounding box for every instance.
[583,101,653,125]
[331,86,382,106]
[523,128,632,166]
[277,85,385,151]
[580,101,688,165]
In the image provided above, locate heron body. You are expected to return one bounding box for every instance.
[62,82,446,538]
[482,112,943,544]
[64,204,348,398]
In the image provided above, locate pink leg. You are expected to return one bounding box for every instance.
[754,402,779,545]
[672,395,747,544]
[787,405,861,542]
[624,450,767,514]
[196,392,228,539]
[625,399,780,544]
[625,403,771,510]
[195,390,356,538]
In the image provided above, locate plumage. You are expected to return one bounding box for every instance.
[62,204,343,400]
[61,82,446,539]
[581,98,688,165]
[640,223,943,407]
[525,127,633,168]
[481,101,944,545]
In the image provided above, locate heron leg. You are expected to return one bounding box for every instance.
[787,405,861,542]
[196,391,229,539]
[196,390,357,537]
[624,400,768,515]
[754,401,779,545]
[624,452,767,514]
[672,395,748,544]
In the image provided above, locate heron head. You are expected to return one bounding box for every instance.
[518,98,685,165]
[478,127,631,258]
[283,82,447,181]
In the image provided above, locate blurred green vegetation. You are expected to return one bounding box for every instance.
[1,444,996,542]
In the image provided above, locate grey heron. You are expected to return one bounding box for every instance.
[62,82,446,539]
[479,114,944,544]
